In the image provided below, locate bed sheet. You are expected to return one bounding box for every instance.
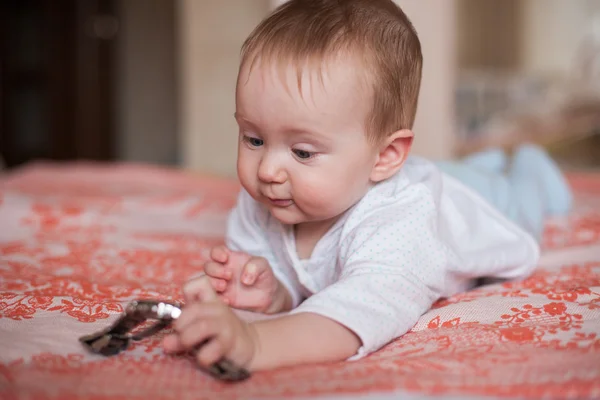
[0,162,599,400]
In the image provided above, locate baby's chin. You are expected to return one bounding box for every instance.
[268,205,337,227]
[267,204,306,226]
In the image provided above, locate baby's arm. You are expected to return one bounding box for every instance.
[163,277,360,370]
[166,262,442,370]
[250,313,360,370]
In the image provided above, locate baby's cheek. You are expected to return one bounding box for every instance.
[299,177,346,212]
[320,176,367,214]
[237,155,257,188]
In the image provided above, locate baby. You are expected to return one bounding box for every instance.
[163,0,572,371]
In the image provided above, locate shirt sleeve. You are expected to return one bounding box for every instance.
[289,185,447,358]
[225,189,303,307]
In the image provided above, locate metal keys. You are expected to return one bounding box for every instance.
[79,300,250,382]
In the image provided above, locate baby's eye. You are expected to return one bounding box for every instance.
[243,136,264,147]
[292,149,314,160]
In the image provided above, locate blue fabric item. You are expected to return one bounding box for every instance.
[509,144,572,216]
[435,144,572,240]
[462,148,507,173]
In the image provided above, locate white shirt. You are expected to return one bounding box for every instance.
[225,156,539,359]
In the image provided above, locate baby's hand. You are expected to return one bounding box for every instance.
[163,276,258,371]
[194,245,287,314]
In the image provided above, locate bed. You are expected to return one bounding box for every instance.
[1,161,599,400]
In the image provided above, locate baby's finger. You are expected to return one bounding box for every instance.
[163,333,185,354]
[173,303,215,332]
[204,261,232,280]
[183,275,220,303]
[210,245,230,263]
[241,258,265,286]
[209,277,228,293]
[178,319,220,351]
[183,277,203,303]
[195,338,224,367]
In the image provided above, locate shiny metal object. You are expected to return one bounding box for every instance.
[79,300,250,382]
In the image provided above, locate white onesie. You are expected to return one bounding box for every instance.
[225,156,540,359]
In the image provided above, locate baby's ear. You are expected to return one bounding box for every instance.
[370,129,413,183]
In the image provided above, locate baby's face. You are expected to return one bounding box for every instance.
[235,56,379,227]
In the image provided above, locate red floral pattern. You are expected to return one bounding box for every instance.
[1,164,599,400]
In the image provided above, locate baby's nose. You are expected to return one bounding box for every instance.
[257,154,286,183]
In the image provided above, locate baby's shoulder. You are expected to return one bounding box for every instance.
[341,163,439,238]
[352,158,439,215]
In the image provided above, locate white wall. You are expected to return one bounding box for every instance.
[178,1,269,177]
[520,0,597,77]
[393,0,457,160]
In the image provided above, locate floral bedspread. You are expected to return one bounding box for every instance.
[0,162,599,400]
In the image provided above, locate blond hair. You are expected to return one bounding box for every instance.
[240,0,422,141]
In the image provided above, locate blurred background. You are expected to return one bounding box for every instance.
[1,0,599,176]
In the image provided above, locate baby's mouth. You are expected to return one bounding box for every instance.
[267,197,294,207]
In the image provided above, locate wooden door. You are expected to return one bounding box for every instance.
[0,0,118,169]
